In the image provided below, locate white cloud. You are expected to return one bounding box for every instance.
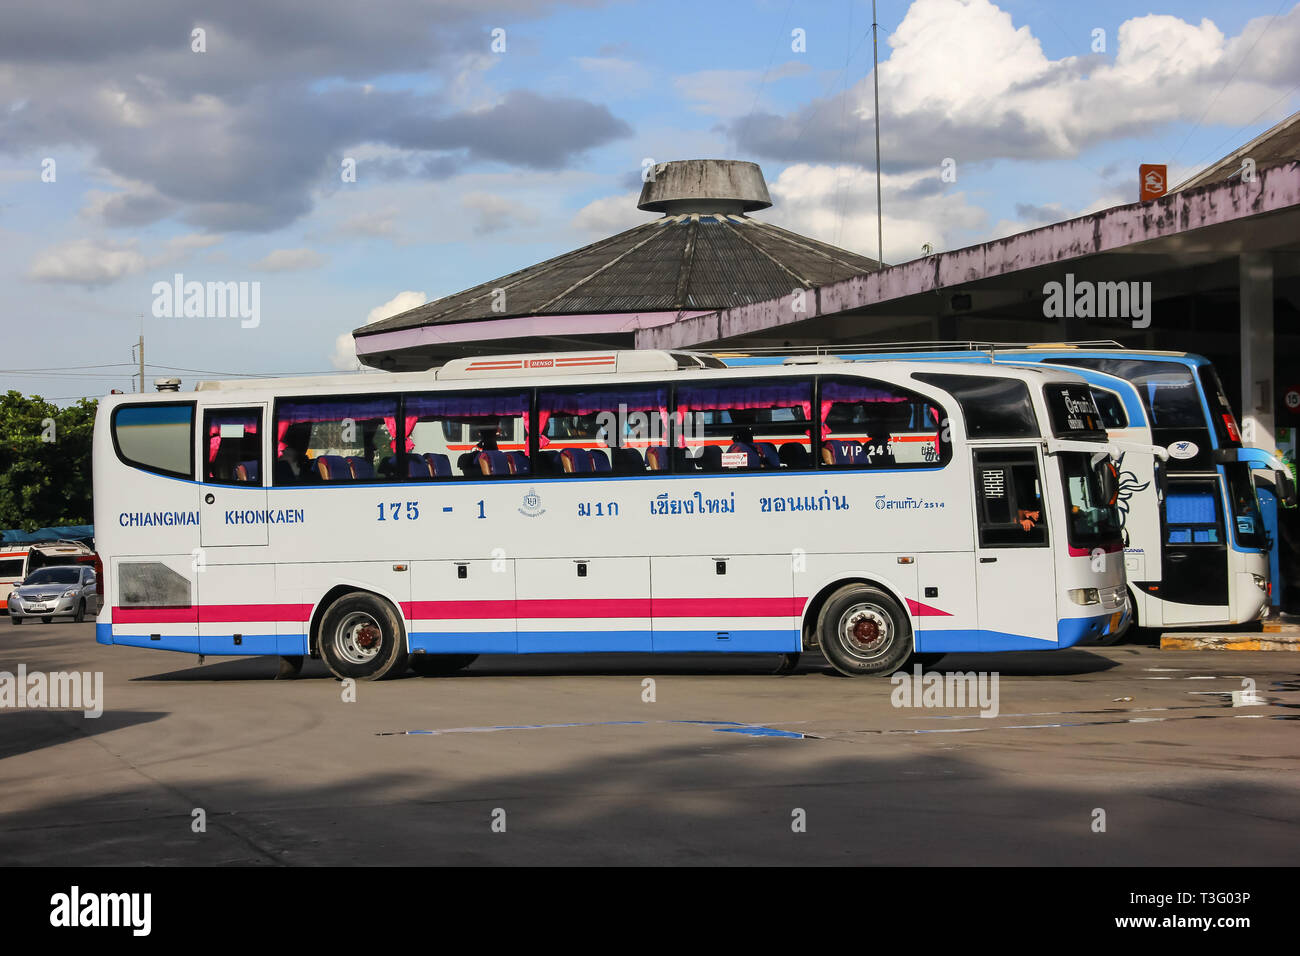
[332,290,427,369]
[571,191,654,236]
[25,233,223,286]
[461,192,540,236]
[26,238,149,286]
[765,163,990,264]
[254,248,327,271]
[736,0,1300,170]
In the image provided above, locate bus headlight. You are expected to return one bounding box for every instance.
[1068,588,1101,606]
[1251,574,1266,591]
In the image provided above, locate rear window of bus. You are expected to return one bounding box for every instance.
[111,403,195,478]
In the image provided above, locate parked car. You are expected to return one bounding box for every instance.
[7,565,101,624]
[0,540,98,615]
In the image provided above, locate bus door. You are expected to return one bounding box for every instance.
[198,405,268,548]
[970,448,1059,647]
[1160,475,1229,623]
[197,405,272,654]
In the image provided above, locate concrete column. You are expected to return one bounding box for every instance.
[1239,253,1275,449]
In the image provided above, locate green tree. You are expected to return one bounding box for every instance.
[0,391,98,532]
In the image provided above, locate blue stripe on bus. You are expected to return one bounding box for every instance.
[410,631,518,654]
[102,628,307,655]
[915,617,1105,652]
[517,630,654,653]
[651,629,800,652]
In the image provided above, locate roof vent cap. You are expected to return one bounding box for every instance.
[638,159,772,215]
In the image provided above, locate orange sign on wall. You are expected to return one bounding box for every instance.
[1140,164,1167,201]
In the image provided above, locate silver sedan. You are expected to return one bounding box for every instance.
[7,565,100,624]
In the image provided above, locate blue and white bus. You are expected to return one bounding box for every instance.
[92,351,1136,679]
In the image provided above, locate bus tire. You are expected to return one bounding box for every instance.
[817,584,912,677]
[410,654,478,677]
[772,652,800,675]
[317,592,408,681]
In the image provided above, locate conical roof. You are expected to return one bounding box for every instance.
[357,212,881,337]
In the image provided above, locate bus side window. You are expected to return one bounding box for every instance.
[274,396,399,485]
[973,449,1049,547]
[405,391,530,480]
[820,378,947,469]
[538,385,669,476]
[203,408,263,485]
[675,378,813,472]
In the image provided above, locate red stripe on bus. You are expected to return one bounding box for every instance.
[113,604,312,624]
[404,597,806,620]
[115,596,811,626]
[905,598,952,617]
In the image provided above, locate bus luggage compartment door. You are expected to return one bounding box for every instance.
[515,557,651,653]
[650,555,798,653]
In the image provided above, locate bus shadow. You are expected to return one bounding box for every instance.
[0,709,167,761]
[131,649,1124,681]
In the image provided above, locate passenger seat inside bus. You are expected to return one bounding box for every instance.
[779,443,811,469]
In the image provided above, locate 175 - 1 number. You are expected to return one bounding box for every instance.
[376,501,420,521]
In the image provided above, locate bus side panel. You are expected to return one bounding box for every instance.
[653,555,798,652]
[106,554,199,653]
[912,552,979,653]
[516,556,652,653]
[409,558,517,654]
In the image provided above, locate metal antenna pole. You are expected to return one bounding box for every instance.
[872,0,883,266]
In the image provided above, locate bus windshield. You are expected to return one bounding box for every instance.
[1059,452,1122,550]
[1052,358,1203,428]
[23,567,81,586]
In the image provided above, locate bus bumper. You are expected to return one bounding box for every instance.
[96,623,114,645]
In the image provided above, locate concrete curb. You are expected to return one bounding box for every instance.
[1160,633,1300,651]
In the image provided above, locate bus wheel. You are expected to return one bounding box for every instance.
[317,593,408,681]
[817,585,912,677]
[276,655,304,679]
[410,654,478,677]
[772,652,801,675]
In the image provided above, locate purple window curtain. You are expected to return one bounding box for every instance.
[677,383,811,446]
[538,388,668,448]
[276,398,396,457]
[406,391,530,448]
[820,381,908,436]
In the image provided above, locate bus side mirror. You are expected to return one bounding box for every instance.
[1279,469,1297,508]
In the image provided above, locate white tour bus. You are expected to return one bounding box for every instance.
[93,350,1135,679]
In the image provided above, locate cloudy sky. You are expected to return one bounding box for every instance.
[2,0,1298,401]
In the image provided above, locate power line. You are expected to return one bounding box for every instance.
[1170,0,1290,165]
